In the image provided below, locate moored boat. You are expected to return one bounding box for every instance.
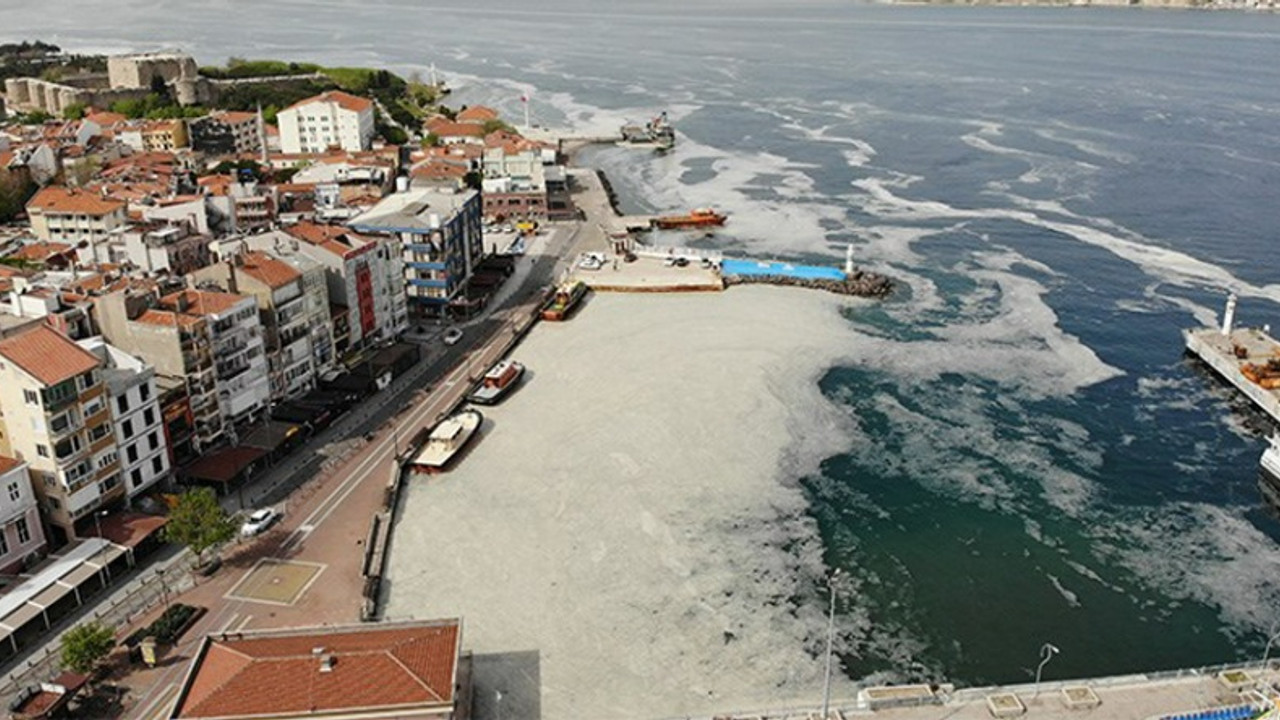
[1260,435,1280,508]
[652,208,727,230]
[469,360,526,405]
[409,408,483,473]
[541,280,588,321]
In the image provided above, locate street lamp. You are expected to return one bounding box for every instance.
[92,509,108,539]
[1261,621,1280,671]
[494,689,503,720]
[155,567,170,611]
[821,569,842,720]
[1032,643,1060,701]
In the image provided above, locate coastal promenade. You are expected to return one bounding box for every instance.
[670,662,1280,720]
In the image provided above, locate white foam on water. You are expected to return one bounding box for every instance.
[1047,573,1083,608]
[1097,503,1280,634]
[384,287,864,719]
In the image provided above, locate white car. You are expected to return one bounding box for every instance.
[443,327,464,346]
[240,508,280,537]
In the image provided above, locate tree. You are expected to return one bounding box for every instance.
[62,102,87,120]
[61,621,115,675]
[165,487,235,565]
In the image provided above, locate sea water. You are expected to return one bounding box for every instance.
[10,0,1280,686]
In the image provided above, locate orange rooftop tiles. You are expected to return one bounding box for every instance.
[158,289,249,317]
[286,90,373,114]
[238,251,301,289]
[26,186,125,215]
[0,325,100,387]
[170,620,461,719]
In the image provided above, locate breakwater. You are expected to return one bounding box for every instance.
[723,268,893,298]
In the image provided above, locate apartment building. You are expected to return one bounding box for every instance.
[191,252,322,401]
[277,91,375,155]
[0,327,122,543]
[189,111,261,156]
[25,186,127,247]
[280,221,407,353]
[0,457,48,574]
[78,338,171,502]
[348,188,483,318]
[97,287,270,451]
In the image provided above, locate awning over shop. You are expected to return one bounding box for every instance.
[98,512,169,548]
[184,446,268,484]
[241,420,302,453]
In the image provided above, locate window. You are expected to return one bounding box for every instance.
[130,468,142,488]
[148,431,159,451]
[36,445,49,458]
[144,408,156,426]
[139,383,150,402]
[122,419,133,439]
[152,456,164,474]
[0,531,7,556]
[23,389,38,406]
[89,423,110,442]
[6,482,18,502]
[126,445,138,464]
[116,394,129,414]
[98,474,119,494]
[16,518,30,545]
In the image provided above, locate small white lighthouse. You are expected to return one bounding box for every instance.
[1221,292,1238,336]
[844,244,855,275]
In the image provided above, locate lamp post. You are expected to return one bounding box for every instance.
[1261,621,1280,671]
[821,569,841,720]
[156,567,170,611]
[494,690,503,720]
[1032,643,1060,701]
[92,509,108,538]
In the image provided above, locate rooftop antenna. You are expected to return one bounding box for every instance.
[1221,292,1238,336]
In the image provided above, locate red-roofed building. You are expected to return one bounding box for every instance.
[0,326,121,541]
[170,619,465,720]
[25,186,127,246]
[425,118,486,146]
[280,222,407,352]
[278,91,375,155]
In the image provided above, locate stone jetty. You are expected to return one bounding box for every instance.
[722,268,893,298]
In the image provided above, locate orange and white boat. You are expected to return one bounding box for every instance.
[652,208,727,230]
[409,409,483,474]
[468,360,526,405]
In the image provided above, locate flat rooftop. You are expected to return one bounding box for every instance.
[348,187,477,233]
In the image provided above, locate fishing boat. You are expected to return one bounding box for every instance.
[1260,435,1280,509]
[408,408,483,473]
[468,360,526,405]
[652,208,727,230]
[541,280,588,321]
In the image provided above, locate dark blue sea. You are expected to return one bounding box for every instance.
[9,0,1280,687]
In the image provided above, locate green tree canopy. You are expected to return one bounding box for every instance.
[60,621,115,675]
[165,487,235,564]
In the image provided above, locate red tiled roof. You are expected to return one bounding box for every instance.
[26,186,126,216]
[426,119,486,138]
[158,289,250,317]
[456,105,499,123]
[238,251,300,290]
[134,309,202,328]
[216,111,257,125]
[286,90,373,114]
[0,455,24,476]
[0,325,100,387]
[10,241,74,262]
[173,621,460,719]
[283,221,368,258]
[84,111,128,127]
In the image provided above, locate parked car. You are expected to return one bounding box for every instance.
[701,257,716,269]
[240,508,280,537]
[443,327,464,345]
[674,257,690,267]
[663,256,677,267]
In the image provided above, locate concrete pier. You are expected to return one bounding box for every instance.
[1184,326,1280,425]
